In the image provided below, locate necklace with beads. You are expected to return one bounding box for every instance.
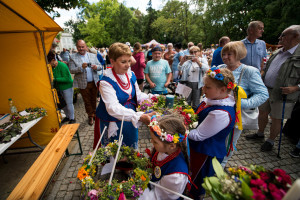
[112,69,130,90]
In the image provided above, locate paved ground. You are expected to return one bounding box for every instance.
[1,94,299,200]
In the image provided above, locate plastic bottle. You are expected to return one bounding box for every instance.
[8,98,18,113]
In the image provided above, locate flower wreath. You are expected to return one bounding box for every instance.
[206,66,234,89]
[77,141,152,199]
[148,115,189,143]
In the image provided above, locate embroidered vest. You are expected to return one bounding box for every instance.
[96,72,137,122]
[189,104,236,158]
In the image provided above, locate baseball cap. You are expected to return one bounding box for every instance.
[151,46,162,52]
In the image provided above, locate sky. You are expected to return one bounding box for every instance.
[53,0,166,28]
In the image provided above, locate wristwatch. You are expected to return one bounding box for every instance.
[298,83,300,90]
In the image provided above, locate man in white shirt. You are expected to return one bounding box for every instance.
[246,25,300,152]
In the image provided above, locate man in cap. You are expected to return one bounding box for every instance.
[145,46,172,95]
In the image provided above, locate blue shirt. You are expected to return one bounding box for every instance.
[172,51,184,71]
[145,59,171,92]
[211,47,224,67]
[241,38,267,70]
[80,54,93,82]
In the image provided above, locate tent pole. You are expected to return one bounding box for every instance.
[39,31,61,127]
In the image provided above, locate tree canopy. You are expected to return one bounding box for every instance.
[55,0,299,48]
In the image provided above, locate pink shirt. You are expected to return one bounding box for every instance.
[132,52,146,79]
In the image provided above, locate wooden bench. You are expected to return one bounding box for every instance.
[7,123,82,200]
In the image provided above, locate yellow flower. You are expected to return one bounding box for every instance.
[173,134,179,143]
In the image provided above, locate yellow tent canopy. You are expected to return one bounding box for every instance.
[0,0,63,146]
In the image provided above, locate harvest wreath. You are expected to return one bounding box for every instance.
[77,141,152,200]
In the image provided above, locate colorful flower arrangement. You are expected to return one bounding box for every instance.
[77,141,152,199]
[207,66,234,89]
[203,157,292,200]
[10,107,47,123]
[137,95,198,129]
[148,115,188,143]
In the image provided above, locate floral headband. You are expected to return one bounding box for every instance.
[148,115,188,143]
[206,66,234,89]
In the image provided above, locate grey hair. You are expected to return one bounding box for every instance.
[167,43,173,47]
[286,25,300,40]
[247,21,264,35]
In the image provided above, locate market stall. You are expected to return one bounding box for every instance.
[0,0,63,147]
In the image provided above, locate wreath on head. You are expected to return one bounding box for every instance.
[77,141,152,200]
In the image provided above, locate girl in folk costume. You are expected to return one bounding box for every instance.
[188,67,237,199]
[94,43,153,149]
[140,115,193,200]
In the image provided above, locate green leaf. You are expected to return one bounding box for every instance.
[212,157,225,178]
[208,176,221,188]
[241,179,254,200]
[204,177,212,191]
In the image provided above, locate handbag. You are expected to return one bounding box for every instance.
[238,66,259,130]
[54,81,67,110]
[57,91,67,110]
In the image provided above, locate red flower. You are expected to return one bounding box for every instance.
[145,148,151,157]
[227,82,234,89]
[269,183,285,200]
[259,172,269,181]
[251,187,266,200]
[250,179,267,192]
[214,69,220,73]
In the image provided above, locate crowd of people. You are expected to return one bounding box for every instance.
[48,22,300,199]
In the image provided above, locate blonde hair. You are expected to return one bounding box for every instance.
[160,44,166,51]
[108,42,132,60]
[189,46,200,53]
[221,41,247,61]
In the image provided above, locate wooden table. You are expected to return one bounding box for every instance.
[0,117,43,155]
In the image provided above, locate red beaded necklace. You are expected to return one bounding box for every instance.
[152,149,181,167]
[112,69,130,90]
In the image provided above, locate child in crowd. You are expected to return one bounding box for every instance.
[140,115,191,200]
[188,67,236,199]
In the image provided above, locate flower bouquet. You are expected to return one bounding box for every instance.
[77,141,152,200]
[137,95,198,129]
[203,157,292,200]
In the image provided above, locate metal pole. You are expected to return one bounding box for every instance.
[277,94,287,158]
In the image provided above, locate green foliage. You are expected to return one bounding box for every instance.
[48,0,298,48]
[35,0,88,14]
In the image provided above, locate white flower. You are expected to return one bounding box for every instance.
[192,122,198,128]
[210,71,216,78]
[188,114,191,118]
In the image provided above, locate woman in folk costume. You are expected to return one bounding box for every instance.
[140,115,194,200]
[94,43,153,149]
[188,67,237,199]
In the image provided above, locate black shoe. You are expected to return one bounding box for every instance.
[289,147,300,158]
[68,119,76,124]
[261,141,273,152]
[61,117,70,123]
[246,133,264,140]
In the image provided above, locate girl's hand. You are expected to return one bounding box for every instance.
[139,112,156,125]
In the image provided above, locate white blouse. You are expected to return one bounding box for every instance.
[188,95,235,141]
[139,152,189,200]
[99,69,151,135]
